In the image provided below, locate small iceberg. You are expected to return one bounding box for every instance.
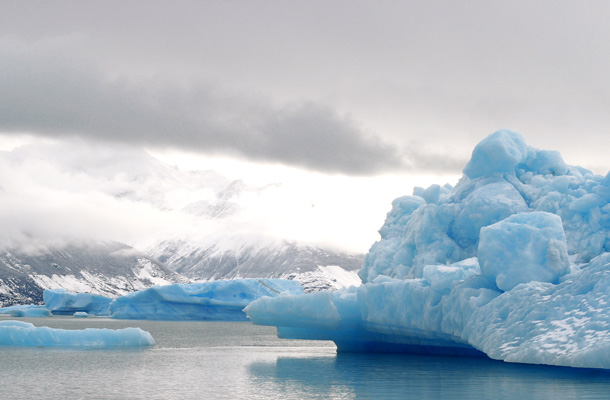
[73,312,90,318]
[0,320,155,347]
[0,305,52,318]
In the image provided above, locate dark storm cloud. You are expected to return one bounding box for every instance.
[0,37,405,175]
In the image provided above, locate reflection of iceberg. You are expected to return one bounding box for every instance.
[0,320,154,347]
[246,130,610,369]
[249,353,610,399]
[111,279,303,320]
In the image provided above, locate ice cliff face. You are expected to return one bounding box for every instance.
[246,130,610,369]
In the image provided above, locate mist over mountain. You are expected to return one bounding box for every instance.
[0,139,363,305]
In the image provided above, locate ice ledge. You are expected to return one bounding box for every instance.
[245,251,610,369]
[276,326,486,357]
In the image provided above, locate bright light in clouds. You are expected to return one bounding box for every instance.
[0,133,38,151]
[0,134,459,255]
[1,1,608,256]
[150,148,460,252]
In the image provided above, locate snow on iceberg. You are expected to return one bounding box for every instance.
[110,279,303,321]
[43,289,113,316]
[245,129,610,369]
[0,320,155,347]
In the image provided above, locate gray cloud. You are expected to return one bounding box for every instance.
[2,1,610,175]
[0,36,405,175]
[404,146,470,175]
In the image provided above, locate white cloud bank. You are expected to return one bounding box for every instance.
[0,138,455,254]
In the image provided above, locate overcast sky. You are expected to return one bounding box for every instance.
[1,1,609,252]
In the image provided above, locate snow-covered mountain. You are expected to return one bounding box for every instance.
[0,241,186,307]
[149,239,363,292]
[0,139,364,305]
[0,238,363,306]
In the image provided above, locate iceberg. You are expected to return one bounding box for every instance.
[110,279,303,320]
[73,311,91,318]
[0,320,155,347]
[0,305,51,318]
[43,289,113,316]
[245,130,610,369]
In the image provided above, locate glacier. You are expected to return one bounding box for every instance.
[0,320,154,347]
[110,279,303,320]
[245,130,610,369]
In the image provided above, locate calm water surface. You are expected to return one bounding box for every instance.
[1,317,609,399]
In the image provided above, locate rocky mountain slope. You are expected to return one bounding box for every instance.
[149,239,363,292]
[0,240,362,306]
[0,140,364,306]
[0,241,186,307]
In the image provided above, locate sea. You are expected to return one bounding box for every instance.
[1,317,610,400]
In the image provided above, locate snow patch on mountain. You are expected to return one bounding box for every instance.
[0,242,186,306]
[0,140,367,305]
[30,262,183,298]
[147,238,364,292]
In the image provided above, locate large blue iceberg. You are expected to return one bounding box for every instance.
[0,320,154,347]
[110,279,303,320]
[245,130,610,369]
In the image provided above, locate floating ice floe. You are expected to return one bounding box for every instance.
[245,130,610,369]
[110,279,303,320]
[0,320,155,347]
[0,305,51,318]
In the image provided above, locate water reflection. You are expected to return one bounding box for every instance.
[249,352,610,400]
[4,318,610,399]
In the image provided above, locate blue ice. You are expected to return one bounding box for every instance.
[245,130,610,369]
[0,305,51,318]
[110,279,303,320]
[0,320,155,347]
[44,289,113,316]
